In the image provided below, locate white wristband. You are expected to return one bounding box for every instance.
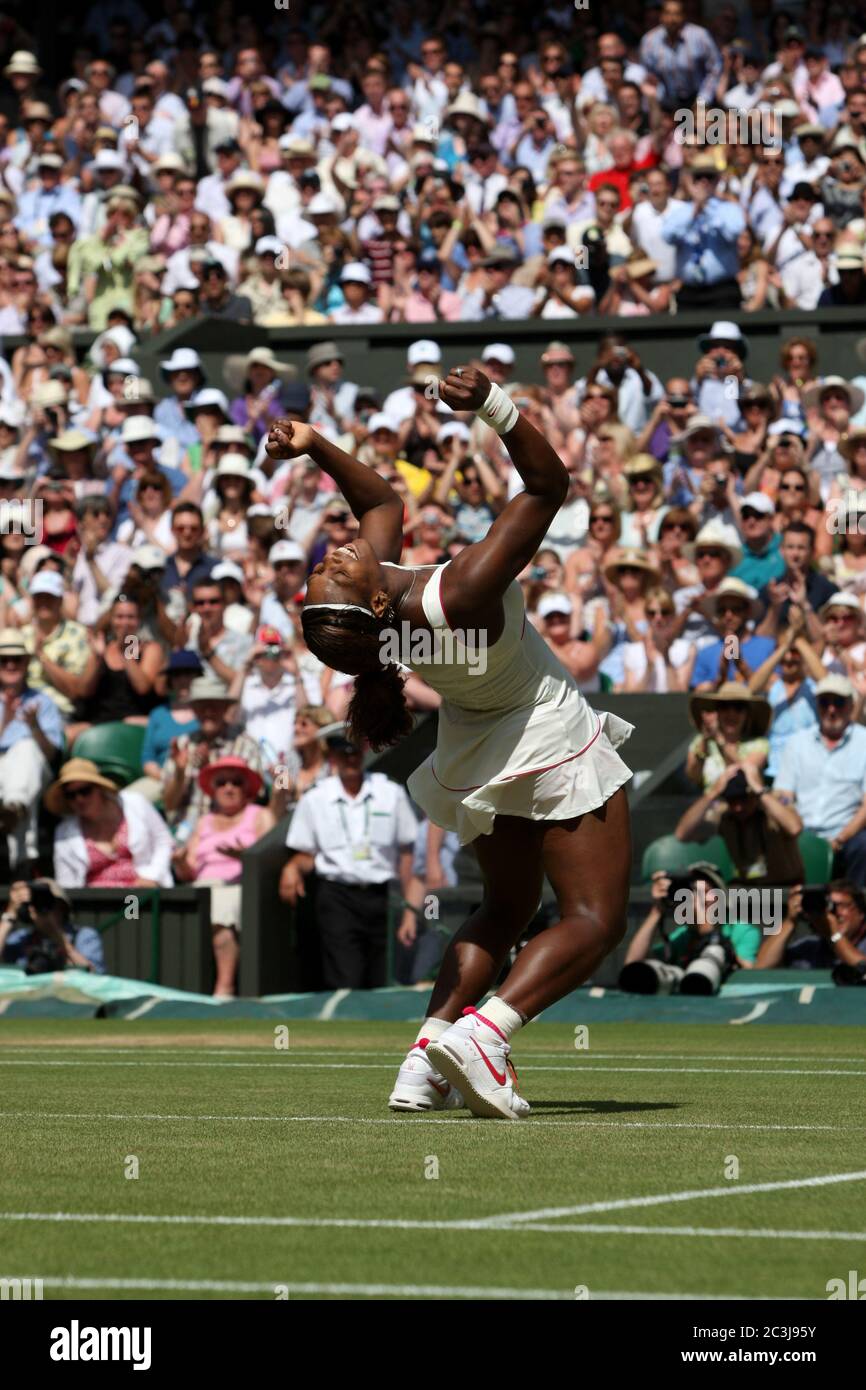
[476,382,519,436]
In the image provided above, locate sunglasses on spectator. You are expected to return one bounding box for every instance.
[66,785,96,801]
[717,602,747,615]
[213,775,246,788]
[0,655,26,666]
[826,611,857,622]
[662,521,691,533]
[326,512,350,523]
[779,481,806,491]
[740,508,765,520]
[193,597,222,607]
[646,607,673,618]
[590,513,614,524]
[818,694,851,708]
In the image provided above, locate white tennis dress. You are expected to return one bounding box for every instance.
[391,561,635,845]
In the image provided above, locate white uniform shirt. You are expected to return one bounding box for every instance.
[287,772,417,885]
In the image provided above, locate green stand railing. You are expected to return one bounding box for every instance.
[93,888,162,985]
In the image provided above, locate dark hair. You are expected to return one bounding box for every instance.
[301,607,413,750]
[828,879,866,915]
[782,518,815,546]
[172,500,204,525]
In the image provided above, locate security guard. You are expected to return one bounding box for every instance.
[280,732,417,988]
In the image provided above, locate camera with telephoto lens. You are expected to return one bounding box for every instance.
[619,865,737,996]
[679,929,738,996]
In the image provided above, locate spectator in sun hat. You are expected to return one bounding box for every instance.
[689,576,776,690]
[0,625,63,870]
[0,877,106,975]
[258,539,311,640]
[397,247,463,323]
[685,682,771,794]
[730,492,786,590]
[306,340,358,437]
[458,244,536,320]
[161,674,263,835]
[210,560,254,635]
[774,674,866,884]
[382,339,443,427]
[127,649,203,805]
[223,346,296,444]
[329,260,383,324]
[171,753,274,996]
[19,569,90,718]
[675,761,804,887]
[817,592,866,678]
[48,756,174,889]
[155,346,205,446]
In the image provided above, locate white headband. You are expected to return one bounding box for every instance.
[304,603,375,616]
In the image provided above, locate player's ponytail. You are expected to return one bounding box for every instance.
[301,606,414,750]
[346,664,414,751]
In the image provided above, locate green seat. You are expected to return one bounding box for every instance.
[70,722,146,788]
[599,672,614,693]
[797,831,834,885]
[641,833,735,883]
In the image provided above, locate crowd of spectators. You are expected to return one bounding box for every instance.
[6,5,866,327]
[1,4,866,993]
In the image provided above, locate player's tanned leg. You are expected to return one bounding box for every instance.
[500,788,631,1018]
[424,815,547,1021]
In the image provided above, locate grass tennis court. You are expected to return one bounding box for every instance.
[1,1018,864,1300]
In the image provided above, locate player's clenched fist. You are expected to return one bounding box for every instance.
[266,418,316,460]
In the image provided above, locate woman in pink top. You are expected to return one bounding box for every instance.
[172,756,274,996]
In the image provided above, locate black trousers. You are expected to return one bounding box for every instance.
[316,879,389,989]
[676,277,742,311]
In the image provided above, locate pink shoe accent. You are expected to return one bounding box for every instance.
[462,1006,507,1043]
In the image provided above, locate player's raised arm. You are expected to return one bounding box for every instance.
[266,418,404,562]
[438,366,569,619]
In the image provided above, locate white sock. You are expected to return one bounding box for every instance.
[477,996,525,1043]
[415,1016,450,1045]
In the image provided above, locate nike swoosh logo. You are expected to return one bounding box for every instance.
[469,1037,507,1087]
[427,1076,449,1097]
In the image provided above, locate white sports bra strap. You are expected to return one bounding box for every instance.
[421,563,450,629]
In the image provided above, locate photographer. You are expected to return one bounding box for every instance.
[675,763,803,887]
[0,879,104,973]
[622,863,760,993]
[756,881,866,974]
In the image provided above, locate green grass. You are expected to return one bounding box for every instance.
[0,1019,864,1300]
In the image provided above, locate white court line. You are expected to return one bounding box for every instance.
[0,1110,857,1133]
[317,989,350,1021]
[497,1223,866,1242]
[1,1047,861,1063]
[0,1059,863,1077]
[2,1210,864,1243]
[0,1275,802,1300]
[477,1170,866,1227]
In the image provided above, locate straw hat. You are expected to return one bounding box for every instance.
[803,376,866,415]
[689,682,771,737]
[198,755,263,801]
[45,758,119,817]
[683,520,742,568]
[623,453,663,480]
[223,346,295,396]
[839,428,866,462]
[699,575,760,622]
[603,546,661,584]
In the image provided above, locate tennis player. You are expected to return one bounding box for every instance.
[266,365,633,1119]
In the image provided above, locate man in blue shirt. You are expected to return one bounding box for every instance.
[661,154,744,310]
[775,676,866,884]
[0,627,63,869]
[14,154,82,249]
[731,492,786,589]
[690,577,775,689]
[640,0,722,106]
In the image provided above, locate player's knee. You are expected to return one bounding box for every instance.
[560,898,628,952]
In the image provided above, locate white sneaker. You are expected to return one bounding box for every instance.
[388,1039,464,1112]
[425,1008,530,1120]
